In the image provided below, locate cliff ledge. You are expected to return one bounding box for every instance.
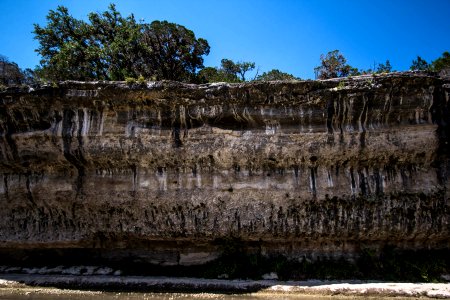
[0,72,449,278]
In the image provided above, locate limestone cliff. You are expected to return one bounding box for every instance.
[0,72,449,269]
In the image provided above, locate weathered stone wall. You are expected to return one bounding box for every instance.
[0,72,449,266]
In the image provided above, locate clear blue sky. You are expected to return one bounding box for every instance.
[1,0,449,79]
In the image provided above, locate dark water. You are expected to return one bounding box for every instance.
[0,291,422,300]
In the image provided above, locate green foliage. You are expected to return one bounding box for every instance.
[255,69,298,81]
[30,5,450,83]
[198,67,240,83]
[220,58,255,81]
[236,61,256,81]
[87,4,144,80]
[359,68,374,75]
[137,75,145,84]
[336,80,346,90]
[314,53,393,77]
[125,77,137,84]
[199,59,255,83]
[376,59,392,73]
[356,60,393,75]
[33,6,96,81]
[410,56,429,71]
[33,5,210,82]
[347,66,361,76]
[0,54,38,86]
[314,50,356,79]
[407,52,450,73]
[140,20,210,82]
[431,51,450,72]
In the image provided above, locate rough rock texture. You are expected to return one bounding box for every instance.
[0,72,449,266]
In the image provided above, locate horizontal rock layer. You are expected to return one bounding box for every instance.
[0,72,449,266]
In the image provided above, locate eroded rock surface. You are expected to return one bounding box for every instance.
[0,72,449,267]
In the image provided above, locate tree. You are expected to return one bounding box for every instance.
[87,4,144,80]
[0,55,24,85]
[359,68,374,75]
[198,67,221,83]
[235,61,255,81]
[140,20,210,82]
[220,59,240,78]
[198,67,240,83]
[256,69,298,81]
[199,59,255,83]
[430,51,450,72]
[33,6,96,81]
[33,5,210,82]
[343,65,361,76]
[0,55,38,86]
[314,50,354,79]
[220,59,255,81]
[410,56,429,71]
[376,60,392,73]
[21,68,37,85]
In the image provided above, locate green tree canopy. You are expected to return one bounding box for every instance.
[431,51,450,72]
[410,56,429,71]
[376,60,392,73]
[256,69,298,81]
[87,4,144,80]
[33,6,94,81]
[199,59,255,83]
[33,5,210,82]
[220,59,241,79]
[141,21,210,82]
[220,59,255,81]
[198,67,240,83]
[235,61,255,81]
[314,50,356,79]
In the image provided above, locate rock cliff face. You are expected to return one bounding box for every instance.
[0,72,449,268]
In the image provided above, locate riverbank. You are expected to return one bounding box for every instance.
[0,274,449,298]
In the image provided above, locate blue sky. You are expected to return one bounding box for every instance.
[1,0,449,79]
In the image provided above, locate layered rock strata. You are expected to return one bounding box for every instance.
[0,72,449,267]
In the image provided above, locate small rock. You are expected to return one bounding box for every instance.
[5,267,21,274]
[217,273,229,279]
[113,270,122,276]
[45,266,64,274]
[62,266,83,275]
[441,274,450,282]
[262,272,278,280]
[95,267,114,275]
[22,268,40,274]
[81,266,97,275]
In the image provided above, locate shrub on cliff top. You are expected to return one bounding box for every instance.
[198,59,257,83]
[255,69,299,81]
[431,51,450,72]
[314,50,359,79]
[0,54,36,86]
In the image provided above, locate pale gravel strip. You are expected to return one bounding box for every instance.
[0,275,449,298]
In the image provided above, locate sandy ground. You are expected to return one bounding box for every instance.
[0,274,449,298]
